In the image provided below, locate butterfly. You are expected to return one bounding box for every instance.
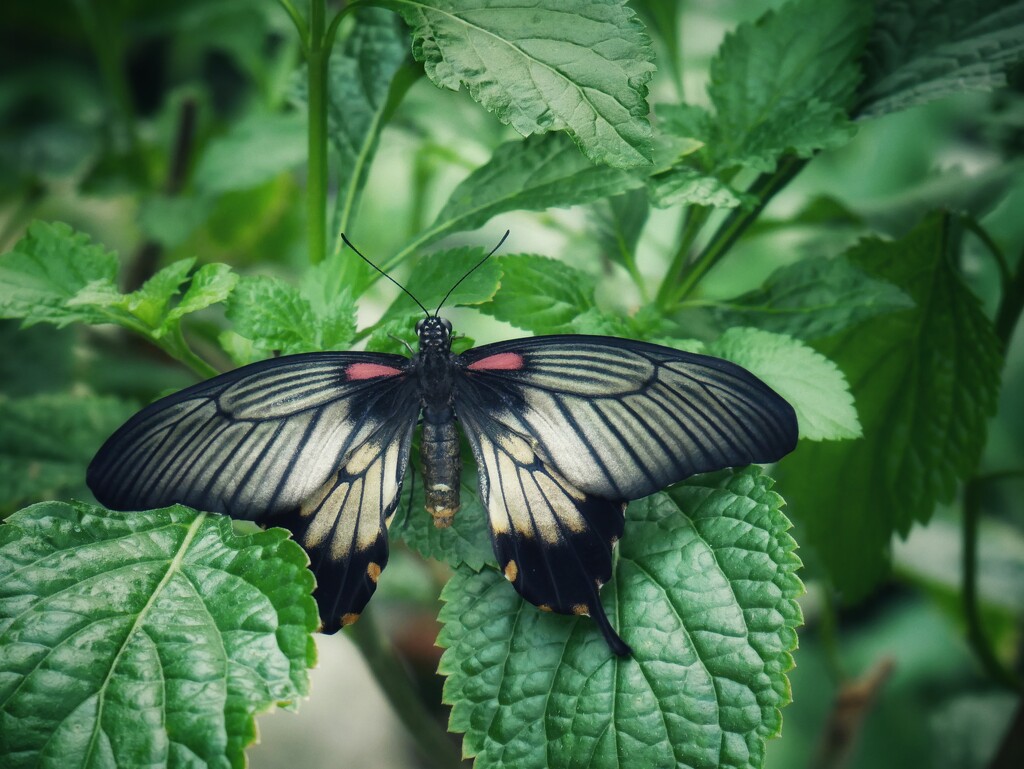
[88,235,798,656]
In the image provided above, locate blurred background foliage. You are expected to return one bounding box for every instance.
[0,1,1022,768]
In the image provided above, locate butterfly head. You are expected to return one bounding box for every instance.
[416,316,453,352]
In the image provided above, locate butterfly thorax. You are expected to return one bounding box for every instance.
[414,315,461,527]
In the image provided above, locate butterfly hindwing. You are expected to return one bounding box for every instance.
[87,351,421,630]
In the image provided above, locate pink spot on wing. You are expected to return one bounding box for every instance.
[346,363,404,380]
[467,352,524,371]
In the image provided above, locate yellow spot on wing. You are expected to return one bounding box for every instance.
[341,613,361,626]
[367,562,381,583]
[572,604,590,617]
[504,561,518,582]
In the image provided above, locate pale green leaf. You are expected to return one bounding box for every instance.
[704,255,914,340]
[165,263,239,325]
[194,112,307,194]
[480,254,595,334]
[0,394,137,513]
[439,467,802,769]
[0,221,119,328]
[649,165,753,209]
[376,0,655,168]
[778,213,1003,598]
[418,133,646,250]
[0,502,318,769]
[708,327,861,441]
[857,0,1024,118]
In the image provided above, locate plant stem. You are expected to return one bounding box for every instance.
[661,156,806,308]
[655,205,710,308]
[994,245,1024,352]
[160,325,221,379]
[347,612,464,769]
[306,0,329,265]
[961,477,1021,691]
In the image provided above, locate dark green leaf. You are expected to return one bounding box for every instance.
[857,0,1024,118]
[327,8,410,234]
[0,502,318,768]
[480,254,595,334]
[0,394,137,513]
[418,133,646,250]
[705,255,914,340]
[0,221,119,328]
[779,213,1002,598]
[405,247,503,312]
[376,0,655,168]
[707,0,870,172]
[589,188,649,274]
[439,468,802,769]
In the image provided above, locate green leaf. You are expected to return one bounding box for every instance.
[778,213,1003,598]
[165,263,239,325]
[394,457,494,572]
[707,328,861,442]
[0,221,119,328]
[376,0,655,168]
[589,188,649,275]
[416,133,646,252]
[649,165,753,209]
[857,0,1024,118]
[0,501,318,768]
[193,112,307,194]
[0,394,137,513]
[480,254,595,334]
[227,251,357,355]
[405,246,503,311]
[704,255,914,340]
[707,0,870,172]
[439,467,802,769]
[327,8,410,234]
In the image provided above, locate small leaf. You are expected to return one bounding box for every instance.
[419,132,646,248]
[0,221,119,328]
[649,165,753,209]
[707,0,870,172]
[438,467,802,769]
[480,254,595,334]
[165,263,239,325]
[193,112,307,194]
[704,255,914,340]
[707,327,862,441]
[377,0,655,168]
[122,259,197,328]
[778,213,1003,598]
[0,394,137,513]
[0,502,318,768]
[405,246,503,311]
[589,188,649,273]
[857,0,1024,118]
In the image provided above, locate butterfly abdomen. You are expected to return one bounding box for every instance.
[422,417,461,527]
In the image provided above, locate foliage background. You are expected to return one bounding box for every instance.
[1,1,1023,768]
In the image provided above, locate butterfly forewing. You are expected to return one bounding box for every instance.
[87,351,420,629]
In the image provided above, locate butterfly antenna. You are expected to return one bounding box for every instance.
[434,230,510,316]
[340,233,430,317]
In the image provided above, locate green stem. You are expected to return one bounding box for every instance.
[655,205,710,308]
[962,214,1012,289]
[277,0,310,47]
[159,325,221,379]
[347,612,463,769]
[662,156,806,309]
[994,244,1024,352]
[306,0,329,265]
[961,477,1021,691]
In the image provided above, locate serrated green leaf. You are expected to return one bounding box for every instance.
[707,327,861,442]
[0,221,119,328]
[376,0,655,168]
[0,394,137,513]
[122,258,197,327]
[416,133,646,251]
[407,246,503,311]
[165,263,238,325]
[327,8,410,234]
[0,501,318,769]
[707,0,870,172]
[393,457,494,572]
[227,251,357,356]
[568,306,636,336]
[480,254,595,334]
[193,112,307,194]
[778,213,1002,598]
[857,0,1024,118]
[438,467,802,769]
[649,165,753,209]
[704,255,914,340]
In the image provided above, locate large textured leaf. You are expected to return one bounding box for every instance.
[857,0,1024,118]
[707,0,870,172]
[704,255,914,340]
[479,254,595,334]
[0,394,137,513]
[0,221,119,328]
[439,467,802,769]
[0,502,318,769]
[778,213,1002,598]
[376,0,655,168]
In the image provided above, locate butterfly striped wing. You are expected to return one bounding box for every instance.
[454,335,798,654]
[87,352,420,631]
